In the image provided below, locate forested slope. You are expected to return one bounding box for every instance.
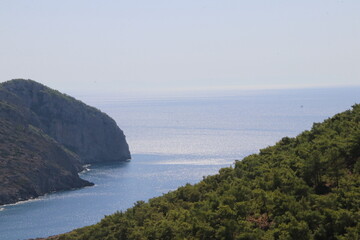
[58,104,360,240]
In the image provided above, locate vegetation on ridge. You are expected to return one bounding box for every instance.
[57,104,360,240]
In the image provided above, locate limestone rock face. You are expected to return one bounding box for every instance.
[0,79,131,205]
[0,79,131,163]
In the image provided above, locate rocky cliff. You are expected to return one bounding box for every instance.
[0,79,131,205]
[0,79,130,163]
[0,117,94,205]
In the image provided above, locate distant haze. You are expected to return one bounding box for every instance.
[0,1,359,95]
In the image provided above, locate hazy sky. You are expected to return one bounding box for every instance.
[0,1,359,94]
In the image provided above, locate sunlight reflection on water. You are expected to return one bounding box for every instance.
[0,88,359,240]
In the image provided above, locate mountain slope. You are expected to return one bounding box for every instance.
[0,118,93,205]
[56,104,360,240]
[0,79,130,163]
[0,79,130,205]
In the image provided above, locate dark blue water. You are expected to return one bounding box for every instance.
[0,87,359,240]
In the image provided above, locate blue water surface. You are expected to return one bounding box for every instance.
[0,87,359,240]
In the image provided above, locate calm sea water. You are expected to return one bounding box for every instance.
[0,87,359,240]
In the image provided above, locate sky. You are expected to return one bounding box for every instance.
[0,0,359,95]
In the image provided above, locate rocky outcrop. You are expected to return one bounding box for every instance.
[0,118,94,205]
[0,79,131,163]
[0,79,131,205]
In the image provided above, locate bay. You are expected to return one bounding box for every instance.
[0,87,359,240]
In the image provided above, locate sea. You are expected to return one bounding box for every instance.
[0,87,359,240]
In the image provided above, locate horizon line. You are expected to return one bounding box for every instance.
[71,82,360,96]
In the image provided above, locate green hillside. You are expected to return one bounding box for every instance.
[58,105,360,240]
